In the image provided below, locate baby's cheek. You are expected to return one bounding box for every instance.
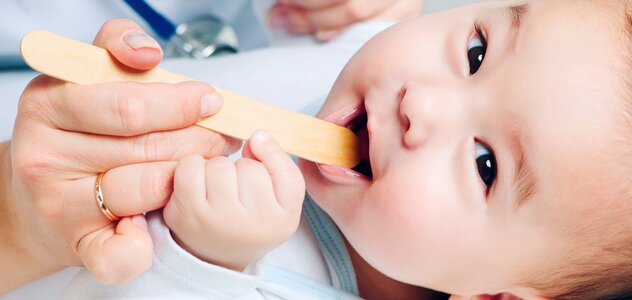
[370,174,447,226]
[349,180,460,284]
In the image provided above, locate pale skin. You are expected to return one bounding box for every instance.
[302,0,628,298]
[172,0,630,299]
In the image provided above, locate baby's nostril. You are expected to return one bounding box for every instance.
[401,113,411,133]
[398,84,408,100]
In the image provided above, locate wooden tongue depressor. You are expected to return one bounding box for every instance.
[20,30,360,168]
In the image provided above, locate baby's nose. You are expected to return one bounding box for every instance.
[398,81,463,149]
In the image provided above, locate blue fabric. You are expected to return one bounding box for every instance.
[302,197,359,295]
[265,267,359,300]
[123,0,177,40]
[263,195,360,299]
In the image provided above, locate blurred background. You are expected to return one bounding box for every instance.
[424,0,482,13]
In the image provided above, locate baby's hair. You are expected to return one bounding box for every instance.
[524,1,632,299]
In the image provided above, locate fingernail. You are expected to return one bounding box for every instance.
[316,30,340,42]
[131,215,148,230]
[123,31,161,50]
[268,11,292,30]
[252,130,272,143]
[200,93,223,117]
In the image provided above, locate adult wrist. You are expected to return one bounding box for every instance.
[0,141,16,244]
[0,141,59,294]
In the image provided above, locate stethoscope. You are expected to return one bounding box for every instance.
[123,0,240,59]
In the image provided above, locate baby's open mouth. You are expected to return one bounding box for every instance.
[321,103,373,181]
[346,109,372,179]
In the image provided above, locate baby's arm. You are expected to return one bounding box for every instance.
[163,130,305,271]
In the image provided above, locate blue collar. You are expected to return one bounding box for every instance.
[264,195,360,298]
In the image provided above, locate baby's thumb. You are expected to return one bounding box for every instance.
[247,130,305,211]
[241,135,255,160]
[76,215,153,285]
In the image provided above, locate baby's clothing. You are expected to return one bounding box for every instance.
[62,197,361,299]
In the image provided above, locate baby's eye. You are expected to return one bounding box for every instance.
[475,142,497,192]
[467,27,487,75]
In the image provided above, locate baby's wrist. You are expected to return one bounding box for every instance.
[169,230,252,272]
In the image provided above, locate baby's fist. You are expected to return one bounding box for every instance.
[163,131,305,271]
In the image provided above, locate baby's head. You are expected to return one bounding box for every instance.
[298,0,632,298]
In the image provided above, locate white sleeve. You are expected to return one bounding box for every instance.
[61,211,268,300]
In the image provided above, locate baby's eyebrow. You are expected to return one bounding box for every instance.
[501,3,536,207]
[509,129,537,208]
[514,148,537,208]
[504,3,530,52]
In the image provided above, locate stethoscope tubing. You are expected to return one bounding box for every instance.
[123,0,177,40]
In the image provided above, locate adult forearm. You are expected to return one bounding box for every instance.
[0,141,59,295]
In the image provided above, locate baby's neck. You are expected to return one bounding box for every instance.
[344,239,448,300]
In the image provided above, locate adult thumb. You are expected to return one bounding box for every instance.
[93,18,163,70]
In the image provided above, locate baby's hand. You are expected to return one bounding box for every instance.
[163,130,305,271]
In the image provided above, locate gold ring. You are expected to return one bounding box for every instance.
[95,172,120,221]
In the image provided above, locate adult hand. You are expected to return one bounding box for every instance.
[0,19,240,293]
[267,0,423,41]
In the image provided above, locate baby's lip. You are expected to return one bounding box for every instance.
[323,103,365,127]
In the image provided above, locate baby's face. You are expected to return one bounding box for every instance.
[299,0,627,297]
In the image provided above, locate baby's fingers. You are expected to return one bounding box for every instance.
[245,130,305,212]
[76,215,153,285]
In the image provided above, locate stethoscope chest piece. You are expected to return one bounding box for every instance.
[124,0,239,59]
[165,15,239,59]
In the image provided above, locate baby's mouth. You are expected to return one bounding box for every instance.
[347,112,372,179]
[323,103,373,180]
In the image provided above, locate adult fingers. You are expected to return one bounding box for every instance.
[62,126,240,169]
[268,4,315,34]
[76,215,153,285]
[66,161,176,236]
[42,79,220,136]
[277,0,347,10]
[269,0,389,34]
[302,0,390,31]
[246,131,305,211]
[93,18,163,71]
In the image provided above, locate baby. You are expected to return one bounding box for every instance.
[64,0,632,299]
